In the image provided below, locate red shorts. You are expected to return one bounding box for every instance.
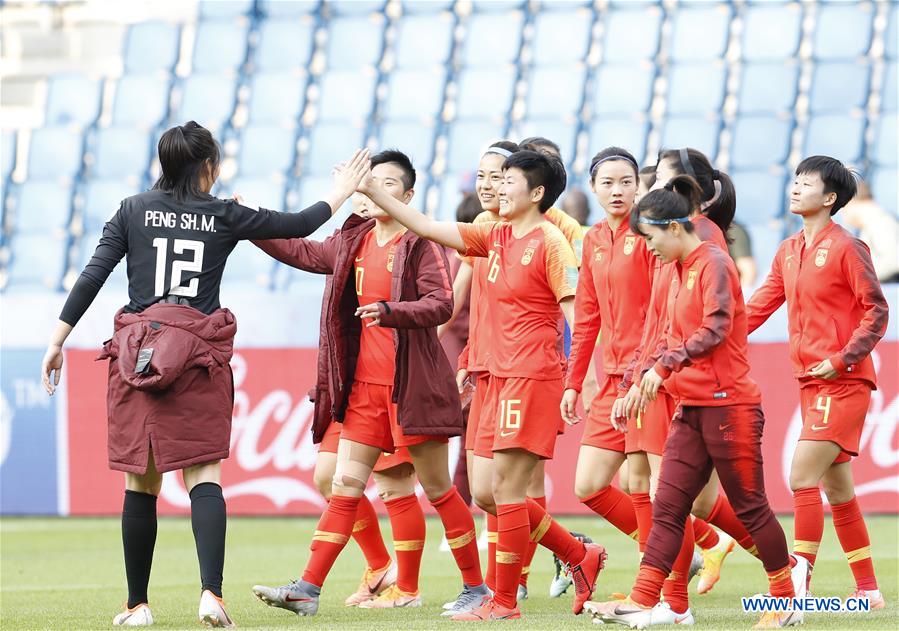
[581,375,626,453]
[626,390,675,455]
[341,381,446,453]
[465,372,494,455]
[799,381,872,462]
[489,376,564,460]
[317,419,413,472]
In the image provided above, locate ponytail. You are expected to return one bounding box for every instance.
[631,175,703,236]
[152,121,221,202]
[658,147,735,235]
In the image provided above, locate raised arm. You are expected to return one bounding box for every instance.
[252,232,339,275]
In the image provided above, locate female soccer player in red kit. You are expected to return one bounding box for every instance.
[589,176,807,630]
[358,149,606,621]
[747,156,888,608]
[250,150,487,617]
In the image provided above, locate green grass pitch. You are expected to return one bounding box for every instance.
[1,515,896,629]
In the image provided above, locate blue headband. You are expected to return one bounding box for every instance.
[638,216,691,225]
[485,147,513,158]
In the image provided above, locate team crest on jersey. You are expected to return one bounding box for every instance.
[623,235,636,255]
[521,238,540,265]
[594,246,603,262]
[386,245,397,272]
[815,248,828,268]
[686,269,698,290]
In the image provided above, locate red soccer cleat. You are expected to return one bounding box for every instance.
[571,543,607,615]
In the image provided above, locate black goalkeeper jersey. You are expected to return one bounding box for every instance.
[60,190,333,325]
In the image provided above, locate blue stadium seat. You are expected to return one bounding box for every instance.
[804,114,865,164]
[446,120,505,174]
[193,19,249,73]
[670,4,731,61]
[871,167,897,216]
[46,75,101,126]
[305,122,366,176]
[248,72,306,125]
[331,0,385,15]
[384,68,446,121]
[124,22,180,73]
[238,125,297,177]
[526,65,585,118]
[738,62,799,114]
[814,3,874,60]
[258,0,318,17]
[592,63,654,116]
[809,61,870,113]
[199,0,253,18]
[296,174,336,209]
[603,6,661,62]
[731,170,788,225]
[588,118,649,165]
[255,18,315,71]
[15,180,72,234]
[873,114,897,166]
[176,74,237,131]
[316,69,376,122]
[532,10,592,65]
[402,0,453,13]
[882,61,897,112]
[222,241,277,290]
[667,63,726,115]
[327,15,385,69]
[661,117,721,161]
[28,126,82,179]
[886,4,897,60]
[113,75,171,127]
[517,119,577,164]
[731,116,792,169]
[747,222,781,280]
[2,131,14,180]
[742,3,801,62]
[81,179,139,232]
[6,234,66,290]
[471,0,524,12]
[455,66,515,120]
[462,12,523,67]
[437,173,463,222]
[378,121,436,167]
[394,13,453,68]
[225,178,287,211]
[92,127,152,179]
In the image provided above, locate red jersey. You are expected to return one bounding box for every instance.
[566,217,654,391]
[458,220,578,380]
[652,241,761,407]
[354,229,405,385]
[746,221,888,388]
[459,210,500,373]
[622,215,728,389]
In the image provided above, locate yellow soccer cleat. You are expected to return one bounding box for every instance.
[697,533,735,595]
[357,584,422,609]
[344,560,397,606]
[753,610,803,628]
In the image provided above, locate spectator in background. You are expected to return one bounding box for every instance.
[841,180,899,283]
[727,221,758,287]
[638,166,656,197]
[561,187,590,227]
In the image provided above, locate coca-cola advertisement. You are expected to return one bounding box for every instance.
[64,343,898,516]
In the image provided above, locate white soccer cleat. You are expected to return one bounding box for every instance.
[441,583,492,616]
[790,555,809,599]
[687,550,704,582]
[198,590,236,628]
[585,598,652,629]
[649,601,695,625]
[477,527,488,551]
[112,603,153,626]
[517,584,528,601]
[753,609,803,628]
[252,579,320,616]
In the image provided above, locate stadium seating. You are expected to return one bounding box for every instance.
[2,131,15,181]
[731,116,793,169]
[175,74,237,132]
[742,2,802,62]
[667,62,727,116]
[112,75,172,128]
[461,11,523,67]
[738,63,799,115]
[123,22,180,74]
[809,61,871,113]
[804,113,865,164]
[238,126,297,178]
[14,180,72,234]
[669,3,731,62]
[384,68,447,121]
[592,64,655,116]
[661,116,721,161]
[45,75,101,127]
[5,233,67,290]
[731,170,788,225]
[602,6,661,62]
[446,120,505,174]
[28,126,83,179]
[192,19,249,73]
[255,19,315,72]
[813,2,874,60]
[588,118,649,165]
[247,72,306,125]
[90,127,153,179]
[531,9,592,65]
[327,16,385,69]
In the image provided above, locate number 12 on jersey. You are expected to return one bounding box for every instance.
[152,238,205,297]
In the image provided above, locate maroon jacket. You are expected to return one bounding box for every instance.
[254,214,462,443]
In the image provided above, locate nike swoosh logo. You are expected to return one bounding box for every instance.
[613,605,642,616]
[368,572,387,594]
[718,424,729,431]
[285,596,313,602]
[355,257,364,262]
[500,430,516,437]
[810,425,827,431]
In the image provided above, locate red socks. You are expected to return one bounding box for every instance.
[632,492,652,553]
[661,517,694,615]
[792,487,823,568]
[581,486,639,541]
[384,493,426,594]
[629,565,667,608]
[486,513,498,591]
[767,564,795,599]
[519,496,545,587]
[431,487,483,587]
[525,497,585,566]
[692,516,719,550]
[302,494,360,587]
[708,494,758,556]
[351,494,391,571]
[831,497,878,591]
[494,503,530,608]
